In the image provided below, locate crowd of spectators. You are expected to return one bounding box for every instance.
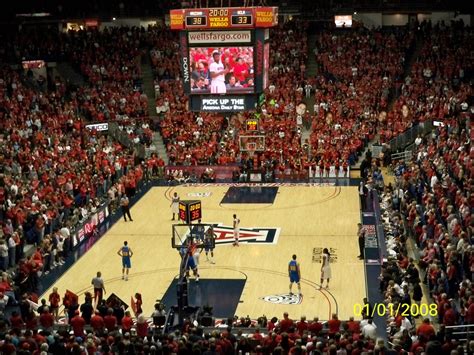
[311,27,414,166]
[0,16,472,353]
[362,87,472,354]
[0,63,148,295]
[379,20,473,143]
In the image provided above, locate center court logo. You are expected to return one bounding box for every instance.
[187,192,213,198]
[211,224,280,245]
[260,293,303,305]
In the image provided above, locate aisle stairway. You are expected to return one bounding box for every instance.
[56,62,86,87]
[141,54,168,164]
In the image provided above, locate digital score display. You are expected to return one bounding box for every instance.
[231,15,253,26]
[178,200,202,223]
[188,201,202,221]
[178,202,187,222]
[170,7,277,30]
[186,16,207,27]
[246,118,259,132]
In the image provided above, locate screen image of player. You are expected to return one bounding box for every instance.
[189,47,254,94]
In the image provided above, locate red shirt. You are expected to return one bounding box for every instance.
[296,321,308,335]
[416,323,435,338]
[121,316,133,332]
[279,318,294,332]
[90,314,104,331]
[10,314,24,328]
[308,321,323,334]
[70,315,86,336]
[137,322,148,337]
[39,312,55,329]
[328,318,341,334]
[104,315,117,331]
[49,292,60,308]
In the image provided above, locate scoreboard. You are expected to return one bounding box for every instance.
[171,6,277,113]
[170,7,278,30]
[179,200,202,224]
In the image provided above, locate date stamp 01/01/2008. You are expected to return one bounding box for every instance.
[353,303,438,318]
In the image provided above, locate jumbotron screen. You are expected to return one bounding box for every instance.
[189,47,254,94]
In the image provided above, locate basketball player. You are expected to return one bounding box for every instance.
[209,50,228,94]
[194,219,205,241]
[233,214,240,246]
[181,238,200,282]
[288,254,302,295]
[320,248,332,289]
[204,227,215,264]
[117,241,133,281]
[170,192,180,221]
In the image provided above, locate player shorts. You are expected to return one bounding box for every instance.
[289,273,300,283]
[187,256,197,270]
[322,266,331,279]
[122,257,131,268]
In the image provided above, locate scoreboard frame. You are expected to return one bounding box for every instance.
[170,7,277,30]
[171,7,277,112]
[178,200,202,224]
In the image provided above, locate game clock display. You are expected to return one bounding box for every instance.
[178,200,202,223]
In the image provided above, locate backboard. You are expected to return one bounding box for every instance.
[171,223,216,250]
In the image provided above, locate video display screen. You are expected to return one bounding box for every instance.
[335,15,352,28]
[189,46,254,94]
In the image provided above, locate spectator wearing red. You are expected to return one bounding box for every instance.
[328,314,341,336]
[9,311,24,329]
[38,307,55,330]
[296,315,308,336]
[104,308,117,332]
[70,310,86,337]
[48,287,61,320]
[121,310,134,333]
[136,314,149,338]
[90,311,105,333]
[416,318,436,339]
[279,312,294,333]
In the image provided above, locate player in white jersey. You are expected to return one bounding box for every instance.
[320,248,332,289]
[170,192,180,221]
[233,214,240,246]
[209,50,228,94]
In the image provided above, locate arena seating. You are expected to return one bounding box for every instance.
[311,28,414,165]
[379,22,473,143]
[0,17,472,354]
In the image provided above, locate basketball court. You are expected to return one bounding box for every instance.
[41,184,365,321]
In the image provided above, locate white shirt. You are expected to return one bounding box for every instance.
[233,217,240,231]
[209,61,225,82]
[362,323,377,339]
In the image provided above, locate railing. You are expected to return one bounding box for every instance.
[108,121,146,159]
[445,324,474,342]
[387,119,434,152]
[391,150,413,162]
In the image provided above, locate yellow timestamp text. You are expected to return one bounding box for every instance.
[353,303,438,318]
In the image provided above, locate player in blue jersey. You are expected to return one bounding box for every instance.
[180,238,200,282]
[203,227,215,264]
[288,254,302,295]
[117,241,133,281]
